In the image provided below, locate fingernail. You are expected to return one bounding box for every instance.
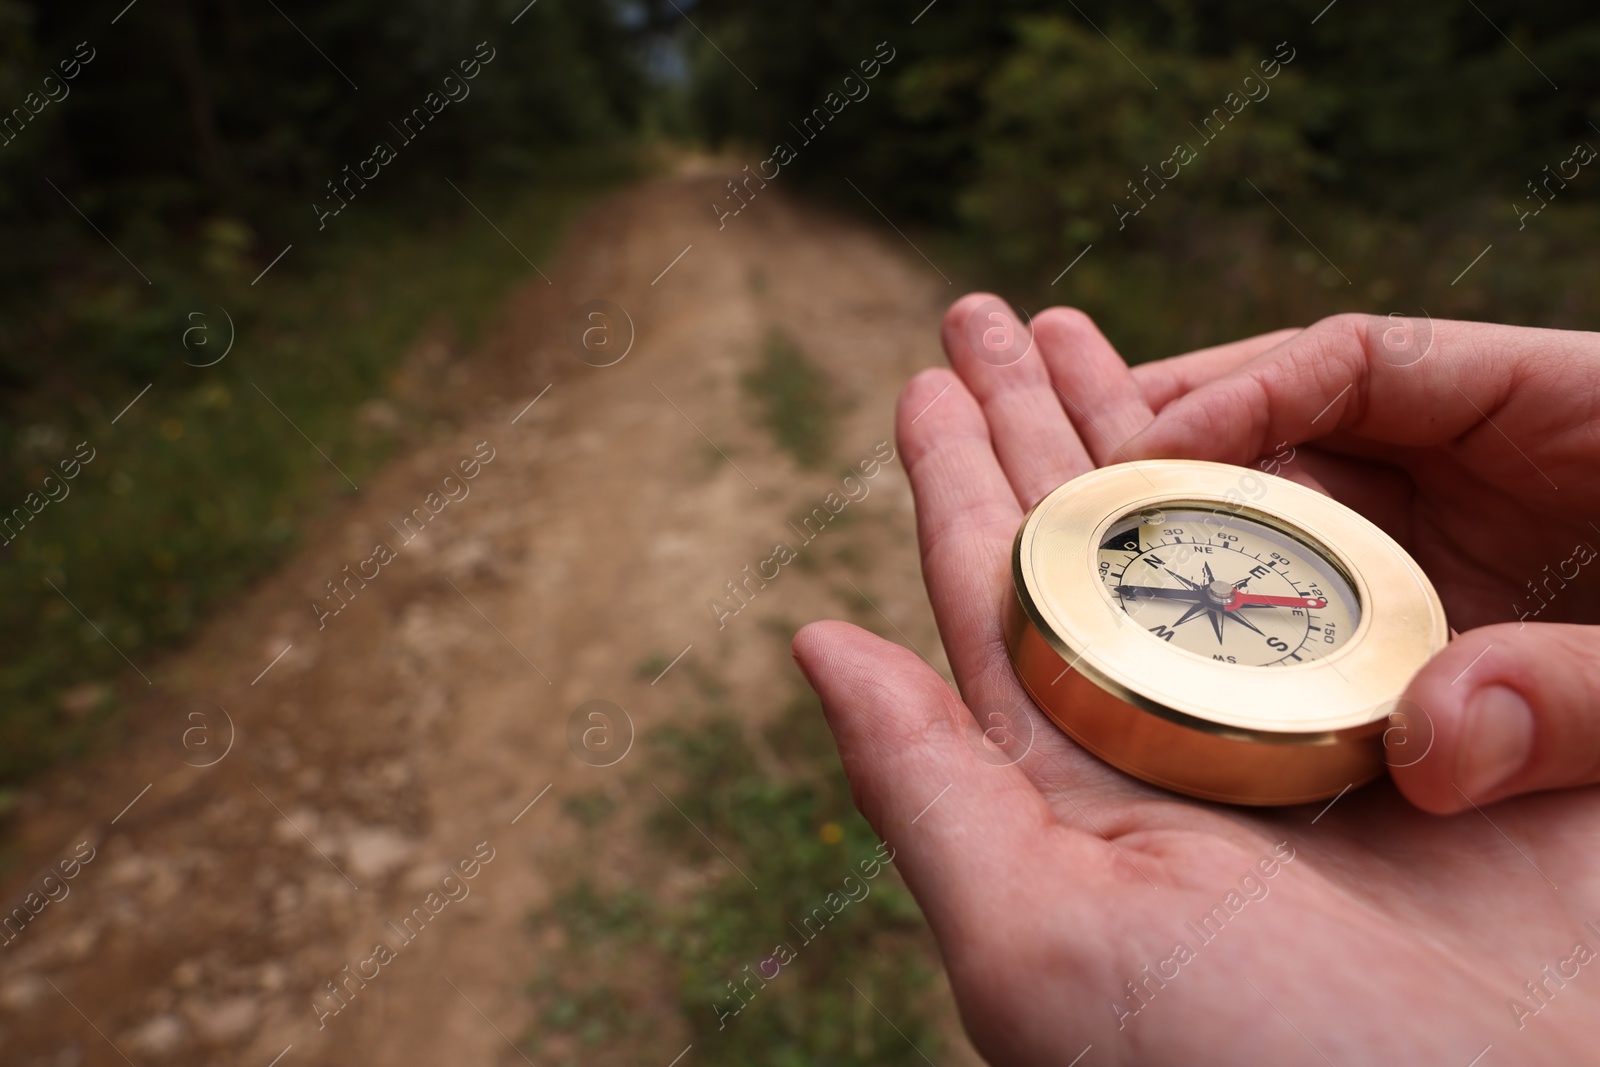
[1456,685,1534,800]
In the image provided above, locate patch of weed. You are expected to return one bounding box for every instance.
[562,791,619,829]
[527,691,941,1065]
[742,329,836,469]
[635,653,670,681]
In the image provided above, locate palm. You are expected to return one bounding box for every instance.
[794,301,1600,1066]
[953,588,1600,1065]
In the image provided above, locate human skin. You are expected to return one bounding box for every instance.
[793,296,1600,1065]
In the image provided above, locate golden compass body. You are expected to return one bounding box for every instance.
[1004,460,1448,805]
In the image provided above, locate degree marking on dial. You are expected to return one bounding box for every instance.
[1102,521,1351,667]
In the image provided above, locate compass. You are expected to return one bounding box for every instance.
[1004,459,1448,805]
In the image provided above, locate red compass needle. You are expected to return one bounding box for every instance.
[1224,591,1328,611]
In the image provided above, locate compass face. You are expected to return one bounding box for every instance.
[1097,507,1361,667]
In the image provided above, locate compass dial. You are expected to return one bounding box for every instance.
[1097,507,1360,667]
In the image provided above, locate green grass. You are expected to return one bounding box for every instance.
[0,167,626,793]
[561,791,619,830]
[742,330,837,469]
[634,653,671,681]
[527,688,940,1066]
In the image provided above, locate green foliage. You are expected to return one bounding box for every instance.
[0,0,648,295]
[0,0,658,788]
[684,0,1600,348]
[530,691,939,1066]
[960,18,1322,264]
[687,0,1600,214]
[0,177,611,786]
[742,330,835,469]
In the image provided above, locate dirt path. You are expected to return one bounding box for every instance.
[0,169,990,1065]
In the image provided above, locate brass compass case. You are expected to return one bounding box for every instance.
[1004,460,1449,805]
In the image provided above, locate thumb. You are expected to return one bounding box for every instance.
[790,620,1061,936]
[1389,623,1600,814]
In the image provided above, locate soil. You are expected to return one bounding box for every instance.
[0,167,987,1066]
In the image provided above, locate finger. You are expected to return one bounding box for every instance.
[1288,446,1415,542]
[1124,314,1598,509]
[1133,328,1302,412]
[1031,306,1155,465]
[896,367,1024,691]
[1390,622,1600,814]
[940,293,1094,509]
[896,369,1156,798]
[792,621,1108,933]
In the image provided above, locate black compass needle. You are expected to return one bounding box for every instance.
[1228,610,1265,636]
[1164,568,1202,590]
[1115,584,1204,603]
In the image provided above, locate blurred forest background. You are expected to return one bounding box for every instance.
[7,0,1600,789]
[4,1,1599,1061]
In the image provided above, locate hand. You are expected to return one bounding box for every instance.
[793,298,1600,1065]
[1124,312,1600,812]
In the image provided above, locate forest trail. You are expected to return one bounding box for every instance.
[0,167,987,1066]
